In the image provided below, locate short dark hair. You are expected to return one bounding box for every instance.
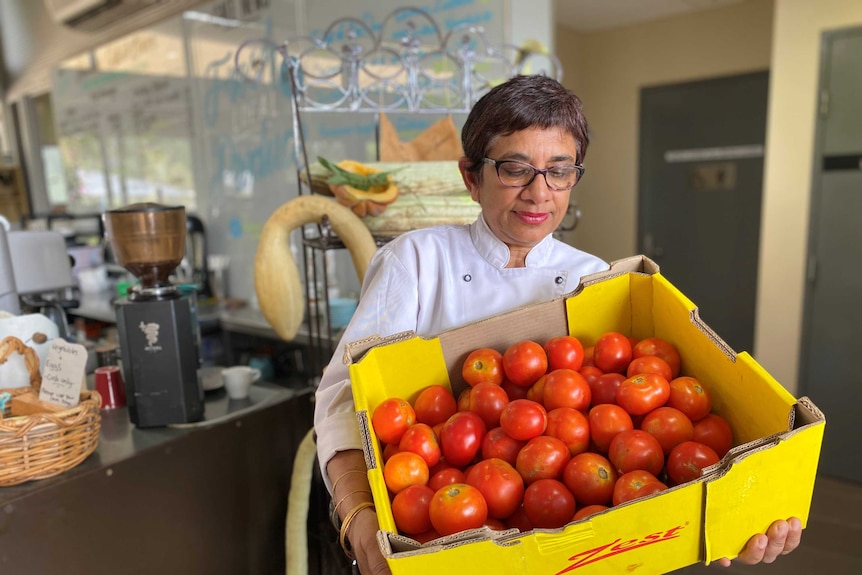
[461,75,590,175]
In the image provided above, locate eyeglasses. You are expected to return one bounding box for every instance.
[482,158,585,191]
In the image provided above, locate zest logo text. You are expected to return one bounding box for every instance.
[555,524,687,573]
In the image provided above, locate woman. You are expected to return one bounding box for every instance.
[314,75,801,575]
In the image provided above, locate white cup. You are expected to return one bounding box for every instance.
[222,366,261,399]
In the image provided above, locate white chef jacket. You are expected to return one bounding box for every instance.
[314,215,608,488]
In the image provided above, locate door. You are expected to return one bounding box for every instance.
[800,27,862,483]
[638,72,769,353]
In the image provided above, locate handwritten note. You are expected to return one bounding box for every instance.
[38,340,88,408]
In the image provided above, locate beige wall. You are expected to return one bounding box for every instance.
[756,0,862,392]
[556,0,862,395]
[556,0,774,261]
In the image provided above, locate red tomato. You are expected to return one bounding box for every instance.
[607,429,665,477]
[501,378,531,401]
[428,483,488,536]
[383,451,429,494]
[579,365,604,385]
[502,340,548,387]
[484,517,508,531]
[666,441,720,485]
[668,376,712,422]
[432,422,445,440]
[439,411,487,467]
[504,505,534,533]
[515,435,572,484]
[639,406,694,455]
[392,484,435,535]
[481,426,527,467]
[573,504,609,521]
[522,478,576,529]
[372,397,416,445]
[544,335,585,372]
[542,368,592,412]
[616,373,671,416]
[457,387,472,412]
[428,465,466,492]
[692,413,734,458]
[632,337,682,379]
[589,372,625,407]
[465,458,525,519]
[581,346,596,367]
[462,347,504,387]
[562,452,618,506]
[588,403,634,453]
[626,355,673,381]
[612,470,668,506]
[413,385,457,427]
[545,407,591,457]
[468,381,510,428]
[499,399,548,441]
[593,332,633,374]
[398,422,441,468]
[382,441,400,462]
[526,374,547,403]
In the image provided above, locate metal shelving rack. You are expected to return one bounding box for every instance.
[236,7,568,384]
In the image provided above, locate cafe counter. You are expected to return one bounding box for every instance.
[0,382,325,575]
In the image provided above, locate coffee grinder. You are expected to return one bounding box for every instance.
[104,203,204,427]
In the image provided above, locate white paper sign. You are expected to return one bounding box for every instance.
[38,340,88,408]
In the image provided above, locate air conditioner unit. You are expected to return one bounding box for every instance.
[43,0,163,32]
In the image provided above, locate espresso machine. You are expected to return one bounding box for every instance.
[104,203,204,427]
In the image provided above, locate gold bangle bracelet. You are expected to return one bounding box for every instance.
[334,488,372,515]
[331,469,367,494]
[339,501,376,560]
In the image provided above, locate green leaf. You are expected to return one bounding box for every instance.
[317,157,403,192]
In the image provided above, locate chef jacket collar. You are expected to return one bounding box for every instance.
[470,215,555,269]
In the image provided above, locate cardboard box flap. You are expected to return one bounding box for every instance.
[603,254,661,277]
[437,298,568,393]
[795,396,825,427]
[344,256,660,368]
[382,526,518,556]
[703,413,825,563]
[344,330,418,365]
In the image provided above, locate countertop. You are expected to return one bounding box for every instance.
[0,381,319,575]
[0,380,308,505]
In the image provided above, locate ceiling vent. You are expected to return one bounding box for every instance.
[43,0,163,32]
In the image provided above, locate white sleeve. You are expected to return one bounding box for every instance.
[313,247,419,491]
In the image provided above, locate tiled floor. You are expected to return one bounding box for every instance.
[672,474,862,575]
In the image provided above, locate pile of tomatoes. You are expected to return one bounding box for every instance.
[369,332,734,542]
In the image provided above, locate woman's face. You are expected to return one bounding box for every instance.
[461,126,578,255]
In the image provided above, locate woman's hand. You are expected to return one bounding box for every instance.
[716,517,803,566]
[327,449,392,575]
[349,506,392,575]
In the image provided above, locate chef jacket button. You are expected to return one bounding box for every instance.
[463,274,472,282]
[555,276,564,285]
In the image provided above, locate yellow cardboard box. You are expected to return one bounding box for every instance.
[348,256,825,575]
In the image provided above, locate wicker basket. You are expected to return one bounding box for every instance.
[0,336,102,487]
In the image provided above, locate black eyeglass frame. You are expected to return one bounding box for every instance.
[481,157,585,191]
